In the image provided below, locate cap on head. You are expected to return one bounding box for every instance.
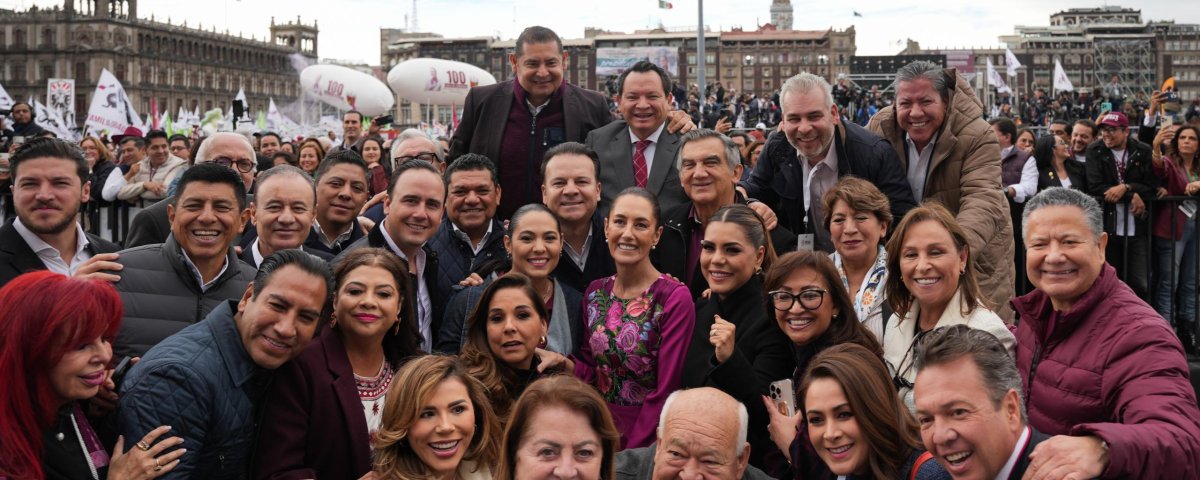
[1098,112,1129,129]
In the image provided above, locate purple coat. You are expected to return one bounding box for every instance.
[253,332,373,480]
[1012,264,1200,478]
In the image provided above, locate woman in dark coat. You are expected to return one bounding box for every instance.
[254,248,421,480]
[1033,134,1086,191]
[681,204,792,470]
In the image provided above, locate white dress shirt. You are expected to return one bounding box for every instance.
[382,221,433,351]
[996,426,1032,480]
[564,223,594,271]
[627,123,666,177]
[180,248,230,293]
[101,167,127,202]
[13,218,92,276]
[905,133,939,202]
[1001,146,1040,203]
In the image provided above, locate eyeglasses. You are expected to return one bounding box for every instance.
[394,152,439,164]
[211,156,257,173]
[767,288,827,311]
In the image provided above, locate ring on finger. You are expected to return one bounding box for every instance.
[137,440,151,451]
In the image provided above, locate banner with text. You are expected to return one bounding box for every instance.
[47,78,75,129]
[596,47,680,78]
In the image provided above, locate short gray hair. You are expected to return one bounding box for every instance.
[780,72,834,109]
[915,324,1027,423]
[895,60,951,103]
[390,128,443,163]
[253,164,316,205]
[675,129,741,172]
[658,389,750,456]
[195,132,256,165]
[1022,187,1104,242]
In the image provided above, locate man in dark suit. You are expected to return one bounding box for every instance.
[0,137,121,288]
[914,325,1049,480]
[741,72,914,252]
[241,165,332,267]
[541,142,615,293]
[588,60,689,217]
[337,160,445,352]
[449,26,612,220]
[124,132,258,248]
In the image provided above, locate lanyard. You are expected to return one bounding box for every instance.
[1113,149,1128,184]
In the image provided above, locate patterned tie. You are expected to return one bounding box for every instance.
[633,139,652,188]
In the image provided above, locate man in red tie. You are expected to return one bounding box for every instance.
[588,60,690,217]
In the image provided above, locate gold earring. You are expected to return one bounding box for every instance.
[393,319,401,335]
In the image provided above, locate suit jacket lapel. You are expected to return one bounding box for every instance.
[485,81,516,160]
[325,334,372,469]
[611,123,637,191]
[0,223,48,275]
[563,84,582,143]
[647,129,678,195]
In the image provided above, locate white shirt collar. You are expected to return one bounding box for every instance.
[905,132,940,155]
[381,221,433,351]
[251,240,266,267]
[180,247,229,292]
[451,220,494,255]
[996,426,1032,480]
[628,122,666,144]
[12,218,90,275]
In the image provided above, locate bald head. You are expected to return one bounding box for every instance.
[652,388,750,480]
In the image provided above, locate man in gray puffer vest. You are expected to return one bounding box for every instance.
[112,163,257,359]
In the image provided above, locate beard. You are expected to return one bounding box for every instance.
[21,205,79,236]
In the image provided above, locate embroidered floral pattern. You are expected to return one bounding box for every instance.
[584,277,668,405]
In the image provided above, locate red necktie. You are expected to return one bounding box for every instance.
[633,139,651,188]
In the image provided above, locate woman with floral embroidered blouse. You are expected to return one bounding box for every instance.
[539,187,696,450]
[823,177,893,341]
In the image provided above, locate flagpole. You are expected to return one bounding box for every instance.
[696,0,705,103]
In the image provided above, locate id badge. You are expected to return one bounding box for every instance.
[797,234,815,252]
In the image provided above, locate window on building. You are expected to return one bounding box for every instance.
[838,54,845,65]
[0,30,6,50]
[75,62,87,83]
[14,29,26,48]
[42,28,54,48]
[781,66,793,77]
[818,55,828,65]
[763,67,773,77]
[706,53,715,64]
[760,54,771,65]
[743,66,755,77]
[743,79,754,91]
[688,53,697,65]
[743,55,755,66]
[12,64,26,84]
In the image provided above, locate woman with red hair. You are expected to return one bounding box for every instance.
[0,271,182,480]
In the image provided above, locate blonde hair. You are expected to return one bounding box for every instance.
[373,355,501,479]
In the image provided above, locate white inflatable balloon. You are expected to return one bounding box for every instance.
[300,65,395,116]
[388,58,497,106]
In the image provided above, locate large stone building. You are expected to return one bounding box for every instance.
[0,0,316,129]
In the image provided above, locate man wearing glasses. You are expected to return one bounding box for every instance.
[124,132,258,248]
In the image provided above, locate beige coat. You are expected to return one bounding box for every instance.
[867,68,1015,320]
[883,288,1016,412]
[116,154,187,203]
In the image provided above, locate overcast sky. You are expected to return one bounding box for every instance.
[12,0,1200,66]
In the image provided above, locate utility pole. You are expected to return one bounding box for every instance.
[696,0,705,101]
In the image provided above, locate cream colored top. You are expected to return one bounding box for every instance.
[882,288,1016,412]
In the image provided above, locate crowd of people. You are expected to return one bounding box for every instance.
[2,24,1200,480]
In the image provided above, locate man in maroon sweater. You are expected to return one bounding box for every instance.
[450,26,693,220]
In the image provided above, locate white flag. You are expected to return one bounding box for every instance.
[33,98,74,139]
[987,58,1011,94]
[85,69,142,136]
[0,82,13,111]
[1004,48,1022,77]
[1053,59,1075,92]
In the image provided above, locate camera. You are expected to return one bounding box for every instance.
[373,115,393,127]
[0,108,9,116]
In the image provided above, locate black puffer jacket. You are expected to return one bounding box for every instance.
[112,235,256,358]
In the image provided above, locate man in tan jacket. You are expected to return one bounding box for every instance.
[117,129,188,207]
[867,61,1015,320]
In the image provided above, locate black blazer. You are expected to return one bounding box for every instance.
[681,275,793,468]
[448,79,612,169]
[552,213,616,294]
[1036,158,1087,192]
[338,224,445,348]
[0,220,122,288]
[741,122,917,250]
[653,197,796,299]
[239,242,334,268]
[254,332,374,480]
[1008,427,1051,480]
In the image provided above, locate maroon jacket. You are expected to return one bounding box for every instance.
[1012,264,1200,478]
[253,332,372,480]
[1151,157,1190,241]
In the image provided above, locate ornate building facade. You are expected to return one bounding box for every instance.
[0,0,317,128]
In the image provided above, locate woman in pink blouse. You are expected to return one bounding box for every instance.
[541,187,696,449]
